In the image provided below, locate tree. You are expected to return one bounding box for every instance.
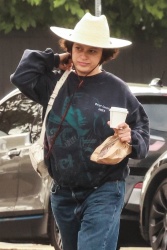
[0,0,167,46]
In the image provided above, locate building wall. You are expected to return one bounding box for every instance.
[0,28,167,99]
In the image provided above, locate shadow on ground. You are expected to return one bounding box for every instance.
[117,221,150,249]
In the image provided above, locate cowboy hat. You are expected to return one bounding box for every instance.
[50,13,132,49]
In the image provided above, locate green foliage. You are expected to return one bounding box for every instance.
[26,0,42,5]
[102,0,167,46]
[0,0,167,46]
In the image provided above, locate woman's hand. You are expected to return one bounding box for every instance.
[59,53,72,70]
[108,121,132,144]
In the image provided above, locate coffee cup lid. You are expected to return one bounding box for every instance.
[110,107,128,113]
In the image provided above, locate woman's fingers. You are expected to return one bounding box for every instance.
[107,121,131,143]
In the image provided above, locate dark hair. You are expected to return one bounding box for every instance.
[59,39,119,64]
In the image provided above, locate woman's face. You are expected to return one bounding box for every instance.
[72,43,103,76]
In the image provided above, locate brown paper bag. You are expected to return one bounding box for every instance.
[90,135,132,165]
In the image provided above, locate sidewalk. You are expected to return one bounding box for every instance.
[0,242,151,250]
[120,248,151,250]
[0,243,54,250]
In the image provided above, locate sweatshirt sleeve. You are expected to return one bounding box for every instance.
[128,102,150,159]
[10,48,60,107]
[110,78,150,160]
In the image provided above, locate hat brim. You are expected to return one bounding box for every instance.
[50,26,132,49]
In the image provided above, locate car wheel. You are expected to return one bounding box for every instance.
[48,206,62,250]
[149,178,167,250]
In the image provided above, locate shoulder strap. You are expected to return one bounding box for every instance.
[38,69,71,145]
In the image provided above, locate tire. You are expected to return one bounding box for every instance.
[48,206,62,250]
[149,178,167,250]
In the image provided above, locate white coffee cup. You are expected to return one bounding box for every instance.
[110,107,128,128]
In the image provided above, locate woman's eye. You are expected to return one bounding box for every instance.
[90,50,97,54]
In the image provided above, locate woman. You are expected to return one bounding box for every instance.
[11,13,149,250]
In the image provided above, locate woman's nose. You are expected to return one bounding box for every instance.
[80,51,87,59]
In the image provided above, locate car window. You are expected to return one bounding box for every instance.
[0,93,42,141]
[137,95,167,132]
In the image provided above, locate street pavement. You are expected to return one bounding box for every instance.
[0,242,152,250]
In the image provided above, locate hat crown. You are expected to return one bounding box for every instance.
[71,13,110,47]
[74,13,110,40]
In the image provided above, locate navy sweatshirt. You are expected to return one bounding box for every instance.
[10,48,150,188]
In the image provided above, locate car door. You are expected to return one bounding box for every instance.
[0,92,45,216]
[0,133,19,215]
[0,93,27,215]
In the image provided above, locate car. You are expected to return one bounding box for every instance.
[0,90,61,249]
[121,78,167,250]
[0,78,167,250]
[140,150,167,250]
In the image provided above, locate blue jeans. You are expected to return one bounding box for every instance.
[51,181,125,250]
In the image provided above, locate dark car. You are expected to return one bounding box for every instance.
[122,78,167,250]
[0,78,167,250]
[140,150,167,250]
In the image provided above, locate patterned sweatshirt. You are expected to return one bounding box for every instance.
[10,48,150,188]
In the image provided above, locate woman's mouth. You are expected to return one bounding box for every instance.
[78,61,89,67]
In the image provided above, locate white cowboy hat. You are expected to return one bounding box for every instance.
[50,13,132,49]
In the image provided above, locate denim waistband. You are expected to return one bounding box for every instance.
[53,183,98,192]
[53,179,123,192]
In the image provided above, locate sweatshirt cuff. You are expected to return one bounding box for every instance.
[54,54,60,68]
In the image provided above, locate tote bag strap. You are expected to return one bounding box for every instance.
[38,69,71,145]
